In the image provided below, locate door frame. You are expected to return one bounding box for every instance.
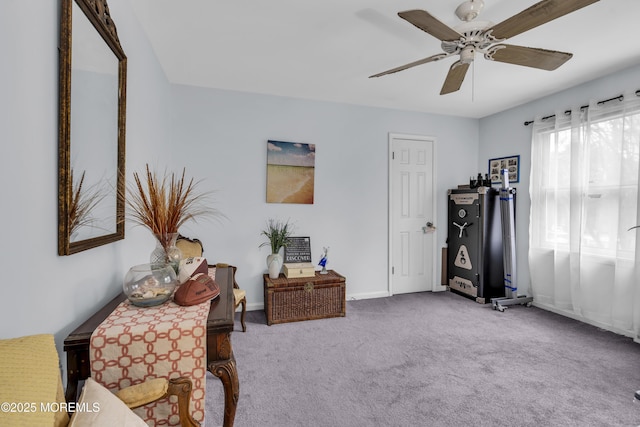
[388,132,439,295]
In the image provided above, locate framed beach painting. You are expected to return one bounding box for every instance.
[266,140,315,204]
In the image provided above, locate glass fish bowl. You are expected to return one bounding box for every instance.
[123,263,178,307]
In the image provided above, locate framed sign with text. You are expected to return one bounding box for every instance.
[284,237,312,263]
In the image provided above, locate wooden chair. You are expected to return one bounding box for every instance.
[115,377,200,427]
[177,236,247,332]
[176,235,204,259]
[0,334,200,427]
[217,264,247,333]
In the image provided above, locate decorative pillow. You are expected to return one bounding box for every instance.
[178,256,208,284]
[68,378,147,427]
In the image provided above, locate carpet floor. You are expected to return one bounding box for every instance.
[205,291,640,426]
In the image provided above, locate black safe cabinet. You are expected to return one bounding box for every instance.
[447,187,510,303]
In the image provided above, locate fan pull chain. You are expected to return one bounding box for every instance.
[471,60,475,102]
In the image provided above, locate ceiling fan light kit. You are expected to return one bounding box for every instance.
[459,46,475,64]
[369,0,600,95]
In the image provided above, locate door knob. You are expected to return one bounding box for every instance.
[422,222,436,234]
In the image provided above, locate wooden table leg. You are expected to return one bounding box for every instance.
[65,347,91,403]
[65,350,80,403]
[209,356,239,427]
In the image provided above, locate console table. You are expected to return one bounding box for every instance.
[64,265,239,427]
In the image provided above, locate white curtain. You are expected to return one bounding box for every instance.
[529,90,640,340]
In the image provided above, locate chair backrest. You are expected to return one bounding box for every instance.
[213,263,240,290]
[176,235,204,258]
[230,265,239,289]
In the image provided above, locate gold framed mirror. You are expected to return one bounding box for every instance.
[58,0,126,255]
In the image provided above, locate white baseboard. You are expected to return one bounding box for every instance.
[246,302,264,311]
[533,301,638,341]
[244,290,391,312]
[346,291,391,301]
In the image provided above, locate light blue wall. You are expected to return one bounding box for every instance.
[5,0,635,373]
[0,0,173,355]
[0,0,477,359]
[478,63,640,297]
[168,85,478,304]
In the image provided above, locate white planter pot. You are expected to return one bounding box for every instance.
[267,253,283,279]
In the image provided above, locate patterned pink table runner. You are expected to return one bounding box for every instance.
[90,271,213,426]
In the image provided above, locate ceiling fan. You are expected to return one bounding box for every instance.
[369,0,599,95]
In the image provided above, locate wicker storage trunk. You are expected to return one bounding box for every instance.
[263,270,346,325]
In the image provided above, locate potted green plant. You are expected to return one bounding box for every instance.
[260,218,294,279]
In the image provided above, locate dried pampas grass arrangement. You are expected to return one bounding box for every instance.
[125,164,223,248]
[69,169,107,237]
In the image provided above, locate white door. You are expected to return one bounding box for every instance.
[389,133,437,294]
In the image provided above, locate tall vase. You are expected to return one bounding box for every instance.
[150,233,182,274]
[267,253,283,279]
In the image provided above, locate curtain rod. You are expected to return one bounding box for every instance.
[523,89,640,126]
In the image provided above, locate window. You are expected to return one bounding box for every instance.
[528,90,640,338]
[531,102,640,260]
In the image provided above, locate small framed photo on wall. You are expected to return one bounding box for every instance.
[489,155,520,184]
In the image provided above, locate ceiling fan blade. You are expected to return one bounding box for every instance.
[369,53,448,78]
[488,44,572,70]
[440,61,470,95]
[398,10,462,41]
[489,0,599,40]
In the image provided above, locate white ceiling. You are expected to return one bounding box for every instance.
[129,0,640,119]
